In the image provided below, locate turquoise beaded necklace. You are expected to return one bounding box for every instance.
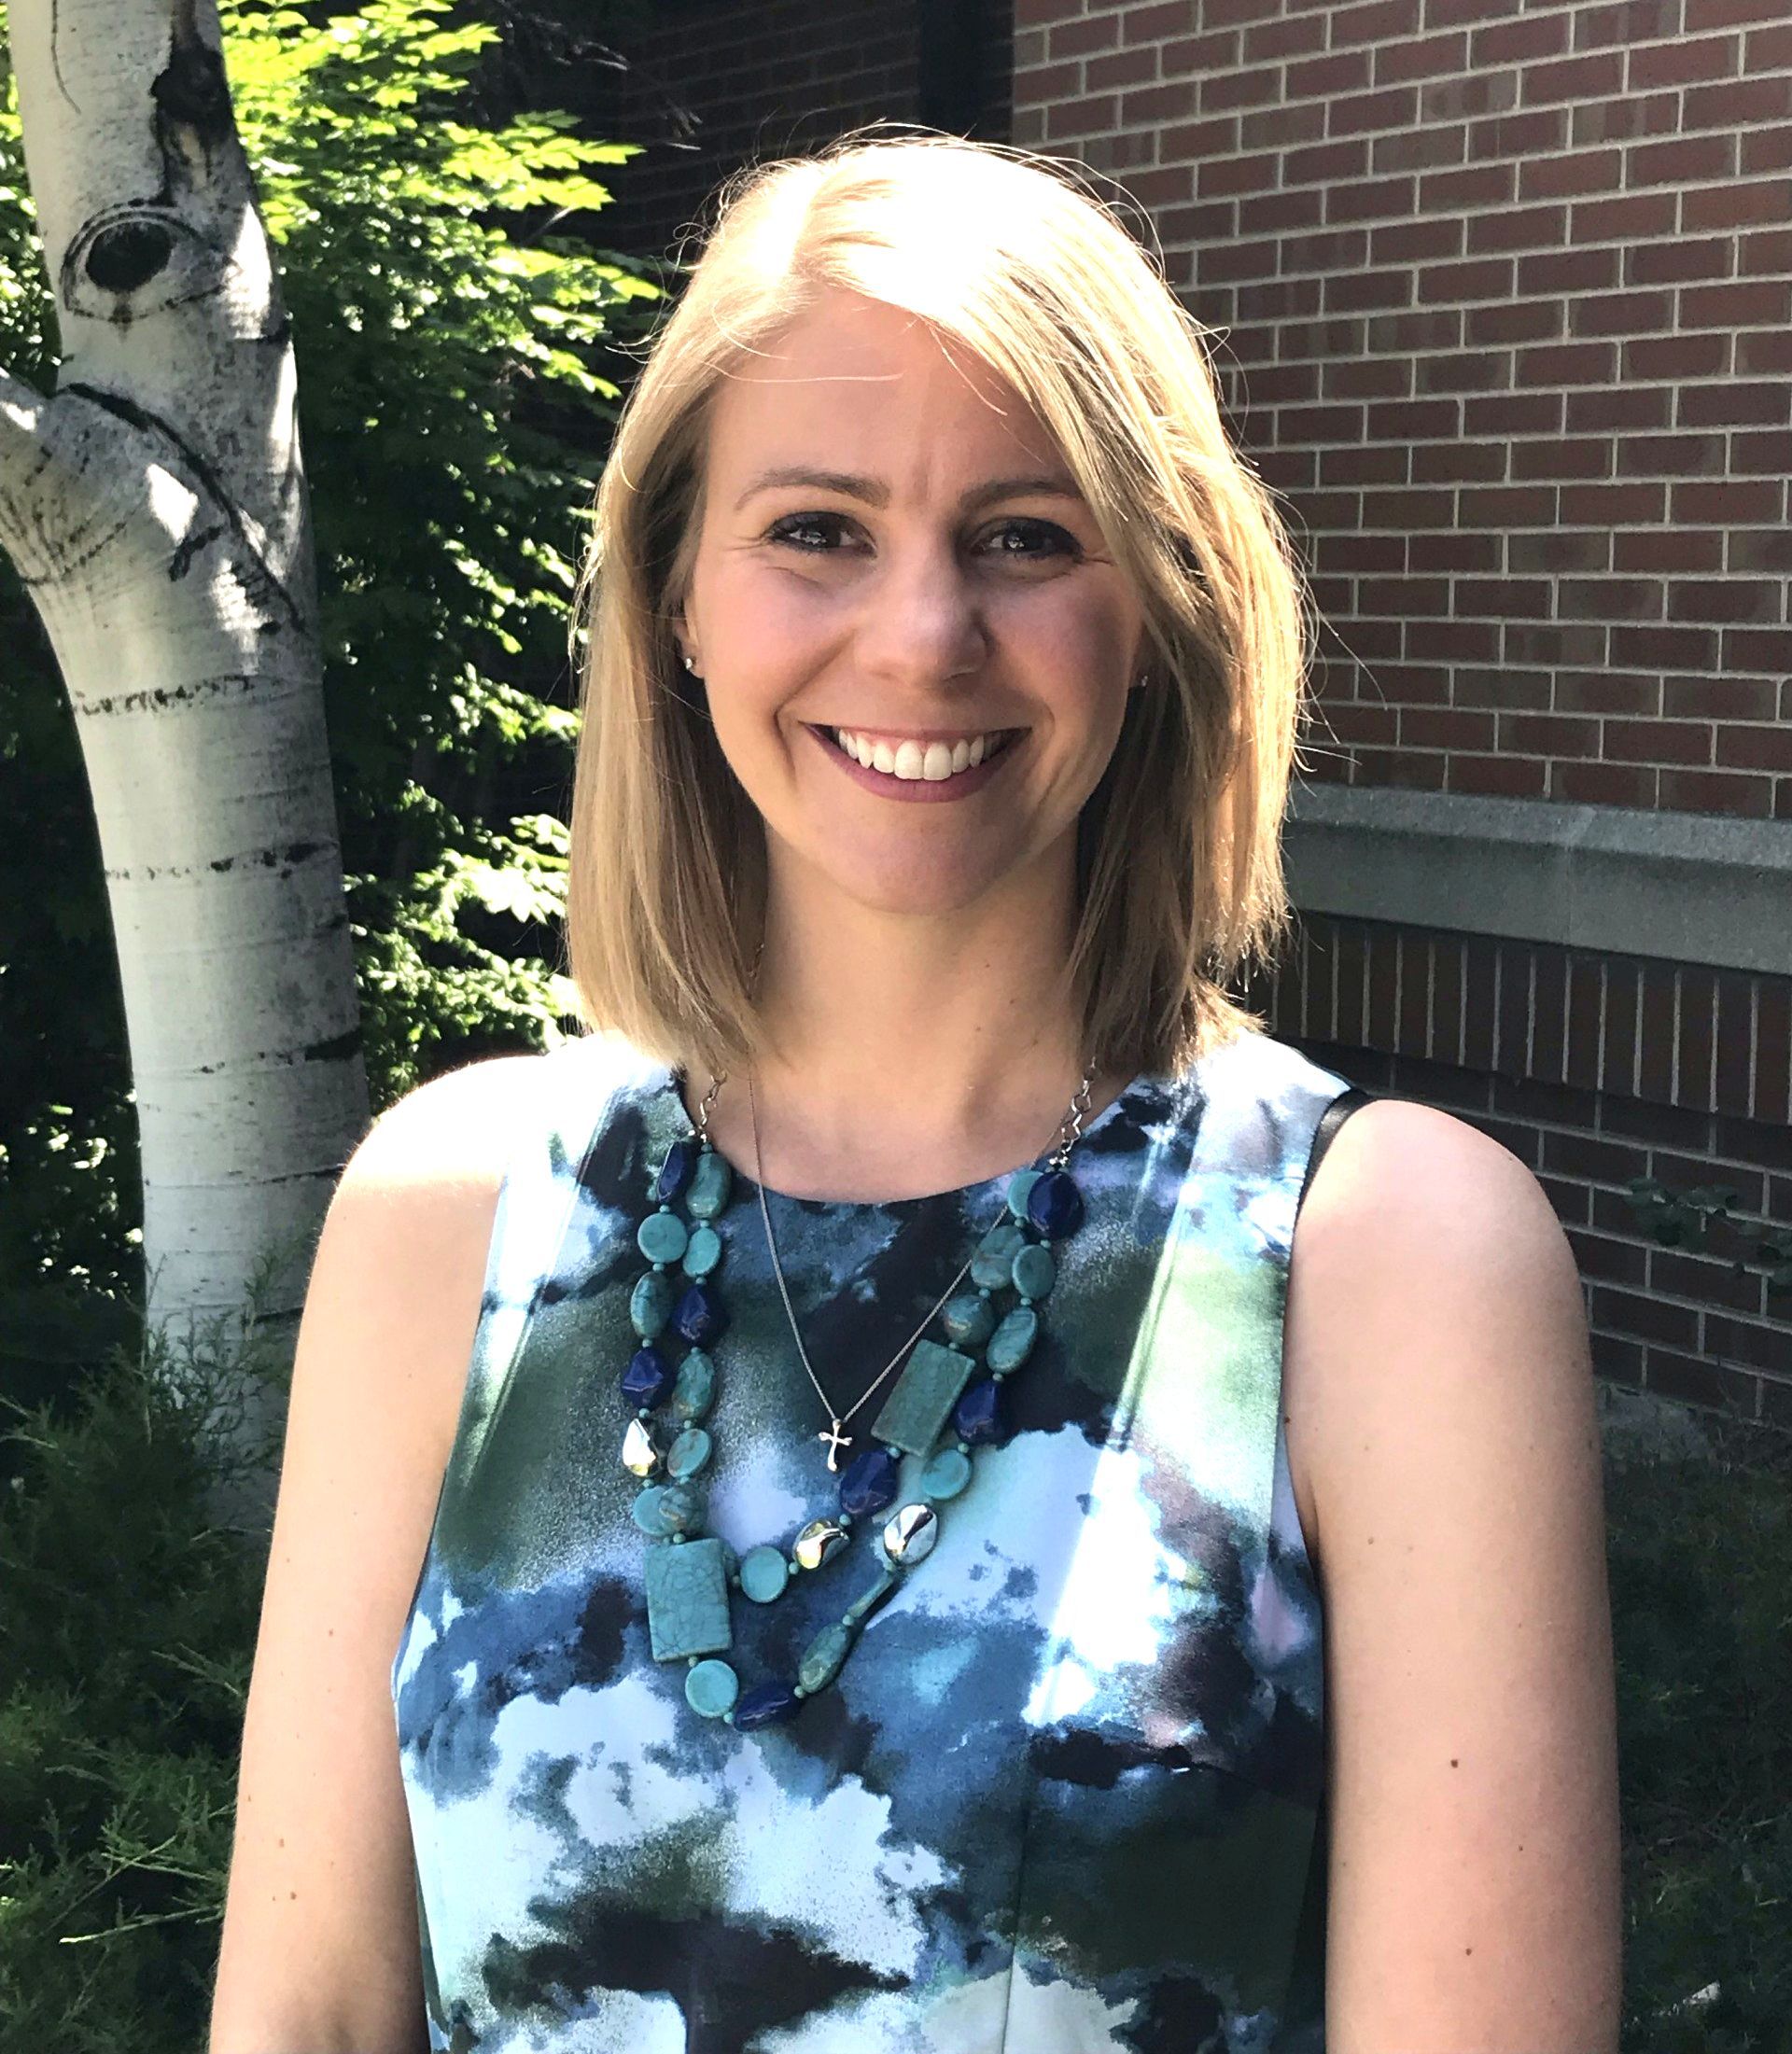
[622,1067,1093,1731]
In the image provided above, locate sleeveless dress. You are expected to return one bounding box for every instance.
[390,1025,1359,2053]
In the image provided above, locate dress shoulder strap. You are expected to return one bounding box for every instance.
[1295,1084,1377,1218]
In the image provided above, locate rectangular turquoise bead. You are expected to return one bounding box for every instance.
[871,1339,977,1457]
[645,1536,733,1660]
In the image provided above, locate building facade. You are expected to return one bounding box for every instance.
[582,0,1791,1428]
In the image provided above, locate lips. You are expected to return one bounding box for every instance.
[805,721,1025,801]
[812,725,1021,775]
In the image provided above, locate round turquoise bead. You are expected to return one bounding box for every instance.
[942,1290,997,1348]
[681,1223,722,1279]
[665,1425,713,1480]
[637,1208,689,1265]
[987,1305,1039,1375]
[658,1483,705,1533]
[1004,1169,1041,1224]
[686,1147,733,1220]
[685,1657,739,1718]
[1012,1242,1055,1301]
[971,1220,1024,1290]
[631,1483,674,1536]
[919,1445,973,1501]
[738,1544,791,1603]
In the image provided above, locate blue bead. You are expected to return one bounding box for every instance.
[673,1280,729,1347]
[652,1136,699,1204]
[837,1444,901,1519]
[954,1375,1007,1446]
[733,1678,802,1730]
[1026,1168,1084,1238]
[622,1345,673,1407]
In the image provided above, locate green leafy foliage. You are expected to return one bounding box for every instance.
[1626,1178,1792,1301]
[0,1308,287,2046]
[0,0,660,1313]
[1605,1418,1792,2049]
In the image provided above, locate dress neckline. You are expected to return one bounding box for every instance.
[651,1060,1154,1214]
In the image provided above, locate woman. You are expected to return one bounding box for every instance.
[210,133,1621,2052]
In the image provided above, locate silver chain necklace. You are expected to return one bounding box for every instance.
[690,1061,1098,1474]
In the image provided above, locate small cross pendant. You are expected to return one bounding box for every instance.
[818,1418,853,1472]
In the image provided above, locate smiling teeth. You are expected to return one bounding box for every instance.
[833,729,1006,780]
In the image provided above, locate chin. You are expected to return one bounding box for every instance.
[799,844,1019,920]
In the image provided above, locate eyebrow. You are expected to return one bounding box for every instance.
[733,467,1086,514]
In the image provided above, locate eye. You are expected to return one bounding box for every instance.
[763,512,1082,561]
[981,518,1080,562]
[766,511,853,552]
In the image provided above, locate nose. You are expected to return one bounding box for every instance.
[849,532,988,692]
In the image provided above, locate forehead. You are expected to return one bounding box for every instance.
[703,289,1071,491]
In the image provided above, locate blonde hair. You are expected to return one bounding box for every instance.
[565,127,1315,1086]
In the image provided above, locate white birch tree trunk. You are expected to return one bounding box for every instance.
[0,0,367,1483]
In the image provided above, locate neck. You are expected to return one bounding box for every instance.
[697,852,1117,1204]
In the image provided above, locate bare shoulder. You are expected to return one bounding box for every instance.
[1281,1096,1577,1561]
[1281,1096,1623,2047]
[349,1049,551,1198]
[210,1049,561,2049]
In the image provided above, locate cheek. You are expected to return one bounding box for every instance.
[708,565,833,704]
[998,592,1136,714]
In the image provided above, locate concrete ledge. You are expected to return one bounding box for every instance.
[1282,784,1792,978]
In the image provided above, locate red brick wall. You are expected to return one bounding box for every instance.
[580,0,1013,272]
[1006,0,1792,1427]
[1238,921,1792,1428]
[1014,0,1792,821]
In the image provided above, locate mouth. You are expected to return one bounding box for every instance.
[807,724,1026,785]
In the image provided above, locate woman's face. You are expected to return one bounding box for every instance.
[678,288,1147,921]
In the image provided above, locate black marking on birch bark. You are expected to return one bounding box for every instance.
[59,205,228,328]
[169,520,225,580]
[49,0,82,116]
[207,842,328,873]
[58,383,306,631]
[112,840,332,881]
[7,500,137,588]
[155,0,233,149]
[76,673,259,718]
[301,1027,364,1065]
[86,219,175,294]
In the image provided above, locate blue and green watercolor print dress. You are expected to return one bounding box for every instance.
[390,1023,1355,2052]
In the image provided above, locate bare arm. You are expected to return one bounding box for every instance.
[208,1056,539,2054]
[1284,1097,1623,2052]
